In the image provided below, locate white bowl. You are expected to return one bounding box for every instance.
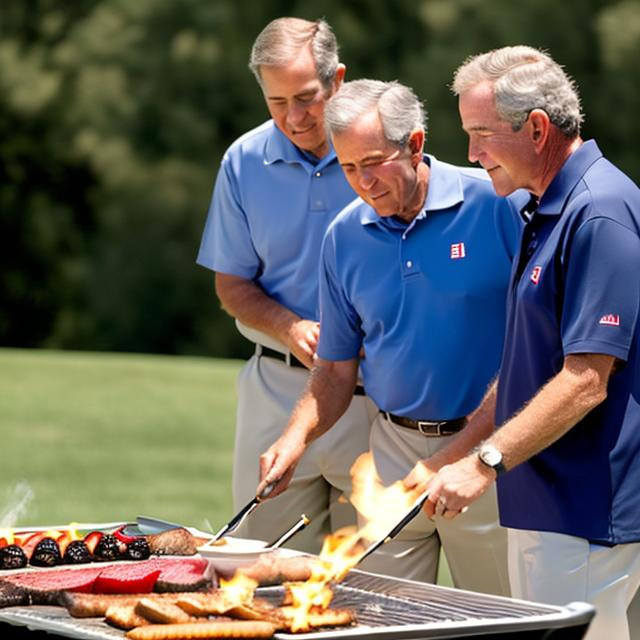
[197,537,271,574]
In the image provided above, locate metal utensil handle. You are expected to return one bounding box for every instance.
[356,491,430,566]
[201,481,279,549]
[216,498,259,539]
[266,514,310,550]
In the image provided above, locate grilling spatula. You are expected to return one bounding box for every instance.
[355,489,430,566]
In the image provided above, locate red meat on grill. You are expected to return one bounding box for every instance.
[0,556,212,607]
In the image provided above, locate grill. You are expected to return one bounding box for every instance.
[0,569,594,639]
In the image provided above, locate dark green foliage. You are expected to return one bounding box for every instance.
[1,0,637,357]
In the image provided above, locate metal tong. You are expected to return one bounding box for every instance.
[200,482,278,549]
[355,490,430,566]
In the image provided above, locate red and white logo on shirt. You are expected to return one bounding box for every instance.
[530,266,542,284]
[450,243,466,259]
[599,314,620,327]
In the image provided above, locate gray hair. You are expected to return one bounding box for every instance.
[325,79,427,148]
[452,45,583,137]
[249,17,339,90]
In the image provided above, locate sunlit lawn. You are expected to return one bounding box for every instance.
[0,348,241,532]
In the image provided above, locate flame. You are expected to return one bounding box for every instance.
[350,452,423,541]
[219,572,258,608]
[281,452,423,631]
[0,528,14,545]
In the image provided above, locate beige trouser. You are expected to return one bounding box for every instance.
[508,528,640,640]
[231,332,377,554]
[356,413,510,596]
[629,592,640,639]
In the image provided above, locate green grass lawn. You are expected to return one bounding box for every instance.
[0,348,241,531]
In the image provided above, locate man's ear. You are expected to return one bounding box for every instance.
[527,109,550,151]
[408,128,425,162]
[333,64,346,92]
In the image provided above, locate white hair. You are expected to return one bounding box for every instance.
[325,79,427,148]
[452,45,583,137]
[249,17,339,89]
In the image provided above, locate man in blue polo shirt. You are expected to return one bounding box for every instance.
[257,79,523,595]
[196,17,375,552]
[411,46,640,639]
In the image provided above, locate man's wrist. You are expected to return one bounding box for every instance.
[475,442,506,476]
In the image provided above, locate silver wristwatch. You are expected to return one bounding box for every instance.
[477,443,506,476]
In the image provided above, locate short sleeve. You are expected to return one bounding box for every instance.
[562,217,640,360]
[316,228,363,361]
[196,154,261,279]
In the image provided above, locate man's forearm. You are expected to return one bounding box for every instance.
[286,358,359,444]
[258,357,359,493]
[215,272,300,344]
[488,353,615,471]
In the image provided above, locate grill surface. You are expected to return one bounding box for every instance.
[262,571,594,639]
[0,569,594,640]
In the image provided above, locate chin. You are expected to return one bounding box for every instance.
[489,179,516,197]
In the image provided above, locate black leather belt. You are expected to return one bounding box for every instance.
[256,345,366,396]
[382,411,466,436]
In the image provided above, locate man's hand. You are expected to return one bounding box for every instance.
[285,319,320,369]
[257,428,307,500]
[424,455,495,519]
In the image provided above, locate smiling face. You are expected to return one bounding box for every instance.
[332,108,426,222]
[260,45,343,159]
[458,81,538,196]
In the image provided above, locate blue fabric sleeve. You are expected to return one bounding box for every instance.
[562,217,640,360]
[196,154,261,279]
[317,229,363,361]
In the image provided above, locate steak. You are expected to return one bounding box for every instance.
[0,556,212,607]
[153,556,210,592]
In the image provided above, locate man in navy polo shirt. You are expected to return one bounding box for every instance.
[257,79,523,595]
[196,18,376,553]
[411,46,640,639]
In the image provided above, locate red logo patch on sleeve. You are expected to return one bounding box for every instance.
[599,314,620,326]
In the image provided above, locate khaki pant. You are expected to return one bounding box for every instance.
[508,528,640,640]
[231,348,377,554]
[356,413,510,597]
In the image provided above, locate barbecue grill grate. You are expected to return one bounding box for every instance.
[258,570,561,629]
[0,569,594,640]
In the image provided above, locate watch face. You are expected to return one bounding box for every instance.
[481,445,502,466]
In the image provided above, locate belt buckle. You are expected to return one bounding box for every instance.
[417,420,443,437]
[284,352,293,366]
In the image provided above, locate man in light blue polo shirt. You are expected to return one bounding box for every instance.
[196,18,375,552]
[415,46,640,639]
[257,79,523,595]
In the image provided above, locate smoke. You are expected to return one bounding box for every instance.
[0,481,34,528]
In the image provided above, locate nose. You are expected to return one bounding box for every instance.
[287,101,307,127]
[358,167,377,191]
[467,136,480,164]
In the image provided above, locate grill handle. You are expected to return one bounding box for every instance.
[356,490,430,566]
